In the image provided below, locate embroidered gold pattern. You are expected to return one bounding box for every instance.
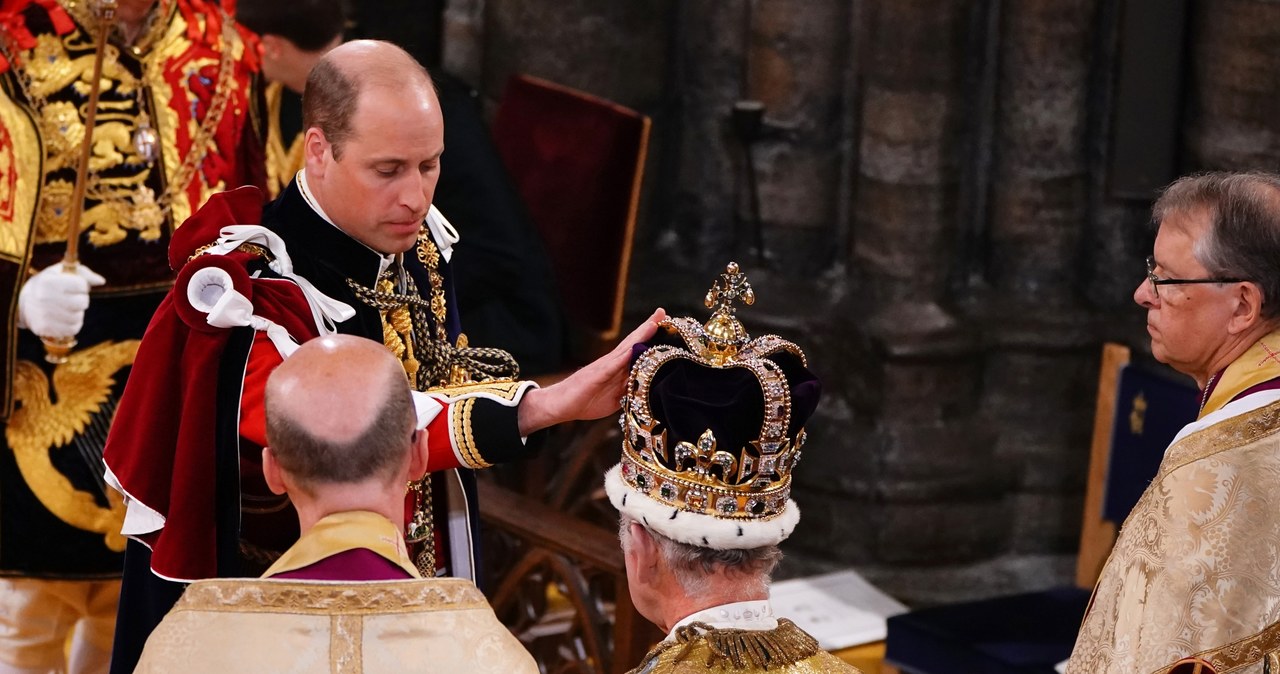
[0,0,244,258]
[331,615,362,674]
[5,339,140,550]
[1159,399,1280,480]
[430,379,526,403]
[171,577,492,615]
[262,81,303,198]
[0,70,42,261]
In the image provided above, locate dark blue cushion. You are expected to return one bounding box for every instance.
[884,586,1092,674]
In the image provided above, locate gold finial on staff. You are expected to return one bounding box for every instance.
[40,0,118,364]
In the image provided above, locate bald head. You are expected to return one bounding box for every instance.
[265,335,415,490]
[302,39,436,159]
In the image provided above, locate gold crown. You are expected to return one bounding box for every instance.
[617,262,811,522]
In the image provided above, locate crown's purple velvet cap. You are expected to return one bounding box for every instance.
[629,328,821,463]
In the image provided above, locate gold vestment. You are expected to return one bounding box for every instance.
[1067,334,1280,673]
[135,577,538,674]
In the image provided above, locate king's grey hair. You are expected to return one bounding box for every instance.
[619,517,781,599]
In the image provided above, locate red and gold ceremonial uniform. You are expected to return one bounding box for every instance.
[0,1,263,670]
[0,0,263,578]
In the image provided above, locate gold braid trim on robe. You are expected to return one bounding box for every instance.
[1155,619,1280,674]
[629,619,862,674]
[134,577,539,674]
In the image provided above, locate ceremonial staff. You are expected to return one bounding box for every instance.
[40,0,118,363]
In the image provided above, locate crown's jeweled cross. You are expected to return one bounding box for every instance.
[704,261,755,314]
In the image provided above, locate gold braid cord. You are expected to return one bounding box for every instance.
[346,230,523,578]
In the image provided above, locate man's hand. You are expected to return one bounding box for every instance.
[518,308,667,436]
[17,262,106,338]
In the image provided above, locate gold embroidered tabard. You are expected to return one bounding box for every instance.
[0,0,255,293]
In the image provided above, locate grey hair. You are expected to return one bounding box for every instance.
[1153,171,1280,319]
[618,517,781,599]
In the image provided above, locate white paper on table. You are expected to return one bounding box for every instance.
[768,569,908,650]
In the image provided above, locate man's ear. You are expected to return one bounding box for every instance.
[303,127,330,176]
[408,430,429,482]
[262,447,288,496]
[259,33,285,61]
[1228,282,1266,335]
[627,522,662,583]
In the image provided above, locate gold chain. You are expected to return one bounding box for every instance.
[415,233,449,342]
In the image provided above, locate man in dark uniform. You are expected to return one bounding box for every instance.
[102,39,662,673]
[237,0,567,374]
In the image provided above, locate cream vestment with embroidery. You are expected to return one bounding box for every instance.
[134,577,537,673]
[1067,334,1280,674]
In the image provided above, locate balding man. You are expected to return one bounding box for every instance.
[1067,172,1280,673]
[132,335,537,674]
[104,39,662,671]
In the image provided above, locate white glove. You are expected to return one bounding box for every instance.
[17,262,106,338]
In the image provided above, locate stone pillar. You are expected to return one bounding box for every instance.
[986,0,1094,304]
[477,0,671,108]
[823,0,1018,603]
[854,0,970,323]
[743,0,848,268]
[666,0,748,266]
[1185,0,1280,170]
[975,0,1100,567]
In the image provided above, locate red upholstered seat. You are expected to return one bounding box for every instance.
[491,75,650,355]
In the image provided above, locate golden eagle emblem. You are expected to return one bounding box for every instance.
[6,339,141,551]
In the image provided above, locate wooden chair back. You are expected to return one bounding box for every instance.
[1075,343,1199,588]
[491,75,651,359]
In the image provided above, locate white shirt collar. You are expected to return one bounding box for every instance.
[665,599,777,642]
[296,169,396,275]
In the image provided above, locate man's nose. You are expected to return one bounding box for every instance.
[1134,277,1157,308]
[399,174,429,214]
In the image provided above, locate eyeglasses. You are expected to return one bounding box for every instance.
[1146,256,1244,300]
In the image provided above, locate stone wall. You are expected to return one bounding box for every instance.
[440,0,1280,604]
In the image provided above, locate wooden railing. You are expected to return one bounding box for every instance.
[478,418,663,674]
